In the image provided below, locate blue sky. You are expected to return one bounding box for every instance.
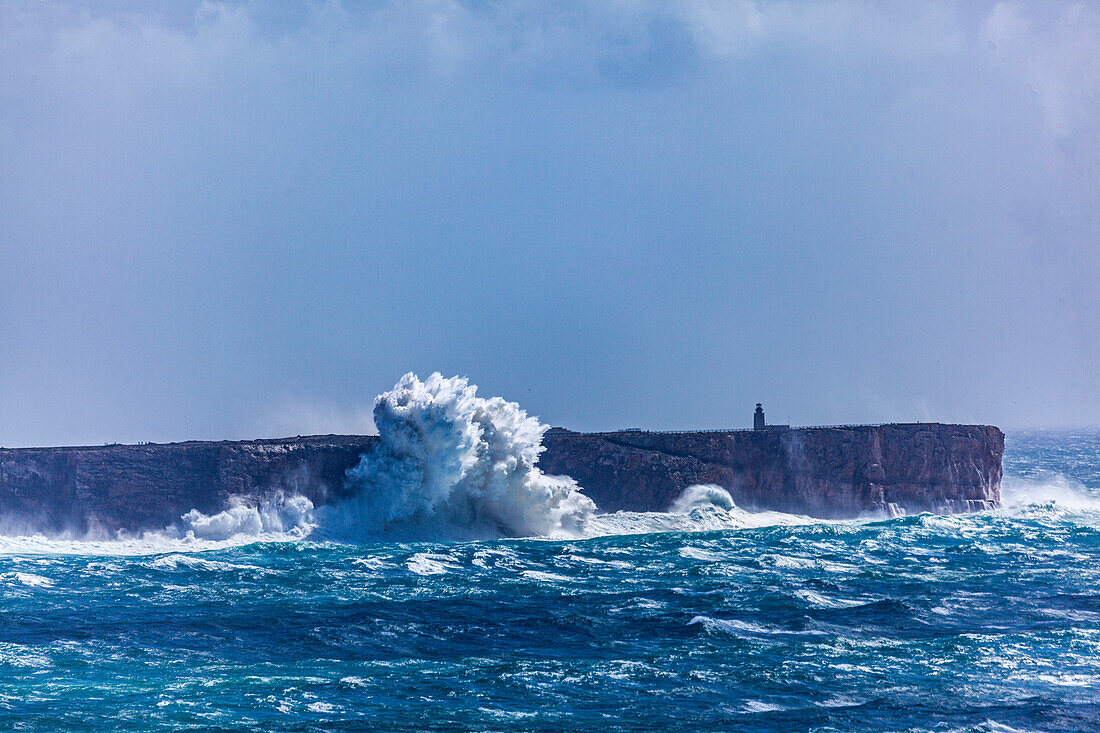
[1,1,1097,446]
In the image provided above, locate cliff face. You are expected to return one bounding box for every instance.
[0,436,377,532]
[539,424,1003,516]
[0,423,1002,531]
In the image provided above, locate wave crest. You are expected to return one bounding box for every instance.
[1000,473,1100,519]
[586,484,814,537]
[669,484,736,513]
[175,494,316,541]
[320,373,595,540]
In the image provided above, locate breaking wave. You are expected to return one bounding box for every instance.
[15,468,1090,554]
[173,494,316,541]
[317,372,595,541]
[669,484,736,513]
[1001,473,1100,511]
[158,481,814,545]
[0,494,316,556]
[586,483,814,537]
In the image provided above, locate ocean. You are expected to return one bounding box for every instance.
[1,411,1098,730]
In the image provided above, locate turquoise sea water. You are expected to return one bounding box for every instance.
[1,430,1098,731]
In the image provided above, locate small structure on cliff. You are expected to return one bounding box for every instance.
[754,403,766,430]
[753,403,789,431]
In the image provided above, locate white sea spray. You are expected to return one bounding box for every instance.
[319,372,595,540]
[174,494,316,541]
[1001,473,1100,514]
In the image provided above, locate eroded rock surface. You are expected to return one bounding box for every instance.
[0,423,1002,531]
[540,424,1003,516]
[0,436,376,532]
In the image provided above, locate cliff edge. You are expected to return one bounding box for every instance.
[540,423,1003,517]
[0,436,375,532]
[0,423,1002,531]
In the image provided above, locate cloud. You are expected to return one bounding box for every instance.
[1,0,1097,440]
[981,1,1100,141]
[3,1,1096,104]
[675,0,965,59]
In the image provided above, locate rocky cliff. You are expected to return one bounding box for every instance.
[0,423,1002,531]
[539,424,1003,517]
[0,436,376,532]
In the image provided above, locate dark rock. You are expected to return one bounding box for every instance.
[539,423,1003,516]
[0,436,377,532]
[0,423,1003,531]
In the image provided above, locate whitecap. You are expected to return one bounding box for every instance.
[339,677,369,688]
[677,546,726,562]
[520,570,571,583]
[765,554,815,569]
[564,554,632,569]
[816,695,863,708]
[147,554,264,573]
[688,616,777,636]
[406,552,459,575]
[2,572,55,588]
[0,642,51,669]
[741,700,787,713]
[793,588,866,609]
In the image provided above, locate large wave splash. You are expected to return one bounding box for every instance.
[319,372,595,540]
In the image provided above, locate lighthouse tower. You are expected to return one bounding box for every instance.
[753,403,766,430]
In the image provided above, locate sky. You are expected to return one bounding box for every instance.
[1,0,1098,446]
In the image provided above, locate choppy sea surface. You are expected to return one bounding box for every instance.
[1,429,1098,732]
